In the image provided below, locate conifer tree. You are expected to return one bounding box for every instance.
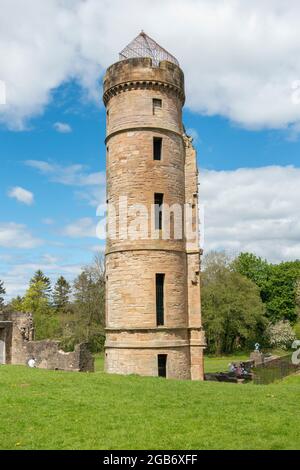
[53,276,71,312]
[30,270,52,297]
[0,280,6,309]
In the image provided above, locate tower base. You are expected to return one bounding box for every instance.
[105,327,205,380]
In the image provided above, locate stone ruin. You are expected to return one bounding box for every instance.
[0,311,94,372]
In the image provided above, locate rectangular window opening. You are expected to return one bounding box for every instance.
[153,137,162,161]
[158,354,167,378]
[154,193,163,230]
[156,273,165,326]
[153,98,162,114]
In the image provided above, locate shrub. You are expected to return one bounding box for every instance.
[265,320,296,350]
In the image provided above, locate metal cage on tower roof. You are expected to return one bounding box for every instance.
[119,31,179,67]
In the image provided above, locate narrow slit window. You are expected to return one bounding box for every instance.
[153,98,162,114]
[153,137,162,161]
[158,354,167,378]
[156,273,165,326]
[154,193,163,230]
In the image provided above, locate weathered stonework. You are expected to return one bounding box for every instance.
[0,311,94,372]
[103,36,205,380]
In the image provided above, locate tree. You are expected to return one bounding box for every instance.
[30,270,52,298]
[202,252,266,354]
[295,279,300,318]
[0,280,6,309]
[22,278,58,340]
[233,253,300,324]
[69,254,105,352]
[8,296,23,312]
[232,252,270,301]
[53,276,71,312]
[22,280,52,315]
[265,261,300,324]
[202,251,232,283]
[265,321,296,350]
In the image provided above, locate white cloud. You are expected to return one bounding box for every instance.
[1,1,300,134]
[42,218,55,225]
[42,254,59,264]
[90,244,105,253]
[53,121,72,133]
[62,218,97,238]
[186,128,200,143]
[75,186,106,207]
[8,186,34,205]
[0,222,42,248]
[26,159,106,206]
[0,80,6,105]
[25,160,105,186]
[201,165,300,263]
[2,259,83,299]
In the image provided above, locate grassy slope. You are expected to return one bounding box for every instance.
[204,353,249,373]
[204,349,289,373]
[1,356,300,450]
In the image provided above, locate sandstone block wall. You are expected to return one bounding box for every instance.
[106,250,187,328]
[105,346,191,380]
[103,57,205,380]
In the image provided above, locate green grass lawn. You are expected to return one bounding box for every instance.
[1,354,300,450]
[294,321,300,339]
[204,349,289,373]
[204,353,249,373]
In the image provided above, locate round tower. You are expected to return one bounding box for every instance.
[103,32,205,380]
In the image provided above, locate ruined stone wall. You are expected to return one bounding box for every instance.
[26,341,94,372]
[184,135,205,380]
[0,312,94,372]
[11,312,34,364]
[0,318,12,363]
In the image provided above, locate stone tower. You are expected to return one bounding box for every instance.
[103,32,205,380]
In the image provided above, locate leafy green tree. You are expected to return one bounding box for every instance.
[22,280,50,312]
[8,295,24,312]
[69,254,105,352]
[202,252,266,354]
[232,252,270,301]
[295,279,300,312]
[30,270,52,298]
[264,261,300,323]
[22,278,58,340]
[233,253,300,324]
[53,276,72,312]
[0,280,6,309]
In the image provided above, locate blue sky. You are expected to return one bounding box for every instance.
[1,81,300,298]
[1,0,300,298]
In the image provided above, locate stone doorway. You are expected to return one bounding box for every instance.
[0,328,5,364]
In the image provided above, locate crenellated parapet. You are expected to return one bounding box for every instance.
[103,58,185,106]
